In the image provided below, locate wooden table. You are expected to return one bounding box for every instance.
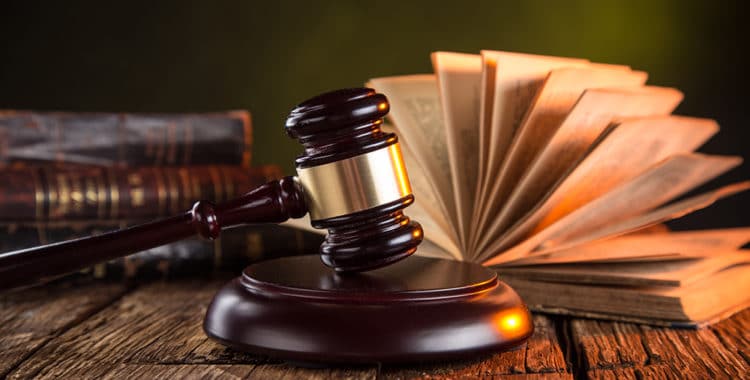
[2,277,748,379]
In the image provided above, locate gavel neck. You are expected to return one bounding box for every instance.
[209,176,308,232]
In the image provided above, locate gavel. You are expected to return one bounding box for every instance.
[0,88,424,290]
[1,88,533,363]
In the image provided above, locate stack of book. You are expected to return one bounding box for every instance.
[0,110,323,280]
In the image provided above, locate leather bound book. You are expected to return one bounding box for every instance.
[0,164,282,221]
[0,110,252,167]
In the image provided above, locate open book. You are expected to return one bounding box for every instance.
[292,50,750,326]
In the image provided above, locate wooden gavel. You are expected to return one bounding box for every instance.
[0,88,424,290]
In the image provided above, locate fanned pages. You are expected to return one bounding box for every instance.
[506,227,750,266]
[386,124,462,259]
[366,75,460,242]
[486,154,743,264]
[475,51,590,239]
[477,86,684,252]
[432,52,483,250]
[360,50,748,325]
[472,67,648,250]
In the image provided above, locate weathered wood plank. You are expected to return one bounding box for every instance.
[571,310,750,379]
[18,362,257,379]
[249,364,377,380]
[11,276,747,379]
[7,279,377,379]
[103,364,256,379]
[570,319,649,369]
[0,281,128,378]
[526,315,569,373]
[7,279,257,379]
[379,315,571,379]
[710,309,750,365]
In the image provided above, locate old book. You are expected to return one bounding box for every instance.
[0,164,281,221]
[0,221,323,281]
[0,110,252,167]
[292,50,750,326]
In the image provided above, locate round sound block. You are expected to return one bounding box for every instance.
[203,255,533,364]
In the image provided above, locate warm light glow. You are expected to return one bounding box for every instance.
[492,307,531,338]
[378,102,388,111]
[390,144,412,196]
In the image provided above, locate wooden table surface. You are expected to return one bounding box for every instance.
[2,277,748,379]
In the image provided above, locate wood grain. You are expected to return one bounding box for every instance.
[710,308,750,365]
[0,281,128,378]
[4,278,749,379]
[571,309,750,379]
[5,279,378,379]
[379,315,570,379]
[249,364,377,380]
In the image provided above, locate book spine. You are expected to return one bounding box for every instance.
[0,110,252,167]
[0,221,324,280]
[0,164,282,221]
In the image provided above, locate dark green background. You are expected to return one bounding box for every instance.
[1,1,747,228]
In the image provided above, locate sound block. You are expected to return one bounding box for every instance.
[203,255,533,364]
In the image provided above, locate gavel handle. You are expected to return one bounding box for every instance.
[0,176,307,291]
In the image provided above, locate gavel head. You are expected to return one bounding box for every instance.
[286,88,423,273]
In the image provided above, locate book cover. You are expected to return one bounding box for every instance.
[0,164,282,221]
[0,110,253,167]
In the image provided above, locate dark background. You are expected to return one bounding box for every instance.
[1,1,747,228]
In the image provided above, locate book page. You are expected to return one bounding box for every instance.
[678,264,750,323]
[477,53,497,206]
[505,227,750,266]
[534,154,742,251]
[497,252,750,287]
[382,124,453,239]
[431,52,482,249]
[368,75,460,242]
[535,116,720,230]
[477,116,719,260]
[473,67,647,251]
[486,154,743,265]
[282,214,323,235]
[476,86,683,253]
[414,239,456,260]
[404,202,462,259]
[542,181,750,253]
[471,51,590,251]
[397,141,463,259]
[503,263,750,323]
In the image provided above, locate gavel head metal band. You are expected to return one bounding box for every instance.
[296,143,412,221]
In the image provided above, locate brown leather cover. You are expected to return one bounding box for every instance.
[0,164,282,221]
[0,110,252,167]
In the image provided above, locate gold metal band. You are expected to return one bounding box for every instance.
[296,143,412,221]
